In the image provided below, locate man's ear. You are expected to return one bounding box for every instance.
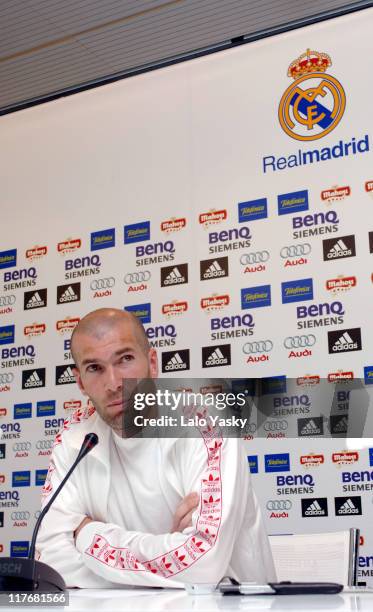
[148,349,158,378]
[72,366,87,396]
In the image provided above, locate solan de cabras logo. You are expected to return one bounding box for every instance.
[278,49,346,141]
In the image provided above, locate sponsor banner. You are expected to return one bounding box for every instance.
[247,456,259,473]
[281,278,313,304]
[36,401,55,417]
[301,497,328,517]
[0,326,15,345]
[241,285,271,309]
[24,289,47,310]
[13,404,32,420]
[265,453,290,472]
[21,368,46,390]
[161,264,188,287]
[199,210,227,226]
[200,257,228,280]
[278,190,308,215]
[328,328,362,354]
[238,199,268,222]
[57,283,81,304]
[161,350,190,373]
[202,344,231,368]
[364,366,373,385]
[91,228,115,251]
[334,496,362,516]
[124,303,151,324]
[0,249,17,270]
[323,235,356,261]
[124,221,150,244]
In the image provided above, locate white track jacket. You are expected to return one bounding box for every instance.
[36,406,276,588]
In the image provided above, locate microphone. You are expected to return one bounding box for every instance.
[0,433,99,592]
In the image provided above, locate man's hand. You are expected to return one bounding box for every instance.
[74,516,93,542]
[171,492,199,533]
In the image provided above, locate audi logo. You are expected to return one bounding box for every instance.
[266,500,292,511]
[280,244,311,258]
[90,277,115,290]
[11,511,30,521]
[0,295,16,306]
[263,420,288,431]
[243,340,273,354]
[13,442,31,452]
[240,251,270,265]
[34,511,41,519]
[0,373,14,384]
[284,335,316,349]
[124,271,151,284]
[243,423,257,434]
[35,440,53,450]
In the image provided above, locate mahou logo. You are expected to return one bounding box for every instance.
[162,301,188,317]
[296,375,320,386]
[332,451,359,465]
[328,370,354,382]
[200,294,230,312]
[161,218,186,233]
[321,185,350,203]
[56,317,80,334]
[326,276,356,293]
[300,454,324,467]
[199,209,227,227]
[24,323,46,337]
[25,246,47,261]
[57,238,81,255]
[63,400,82,410]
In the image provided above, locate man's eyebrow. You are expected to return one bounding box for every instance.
[80,347,135,367]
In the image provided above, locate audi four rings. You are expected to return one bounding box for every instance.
[13,442,31,451]
[266,500,292,511]
[240,251,270,265]
[243,340,273,354]
[0,373,14,383]
[35,440,54,450]
[280,243,312,258]
[284,335,316,349]
[124,271,151,284]
[0,295,16,306]
[11,511,30,521]
[90,277,115,290]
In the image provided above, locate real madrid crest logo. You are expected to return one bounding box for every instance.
[278,49,346,141]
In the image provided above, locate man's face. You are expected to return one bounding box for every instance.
[72,321,157,433]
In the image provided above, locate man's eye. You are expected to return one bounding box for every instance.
[87,364,101,373]
[122,354,134,362]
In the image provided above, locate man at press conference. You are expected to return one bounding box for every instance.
[36,308,276,588]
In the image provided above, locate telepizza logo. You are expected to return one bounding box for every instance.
[278,49,346,141]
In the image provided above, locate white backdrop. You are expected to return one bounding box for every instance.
[0,7,372,583]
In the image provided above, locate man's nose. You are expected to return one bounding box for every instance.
[104,366,122,393]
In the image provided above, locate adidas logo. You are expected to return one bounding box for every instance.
[331,416,348,434]
[164,353,188,371]
[300,419,322,436]
[326,239,352,259]
[57,366,75,384]
[26,292,45,309]
[163,267,186,286]
[304,499,326,516]
[203,261,225,279]
[59,286,78,303]
[24,371,43,388]
[337,498,359,515]
[205,347,228,366]
[332,332,357,352]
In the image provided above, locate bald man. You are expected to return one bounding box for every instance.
[36,308,276,588]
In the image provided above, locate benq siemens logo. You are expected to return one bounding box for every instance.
[91,228,115,251]
[124,303,151,324]
[278,190,308,215]
[124,221,150,244]
[281,278,313,303]
[328,328,362,354]
[323,235,356,260]
[161,264,188,287]
[202,344,231,368]
[241,285,271,309]
[200,257,228,281]
[22,368,46,389]
[161,349,190,373]
[301,498,328,517]
[0,249,17,270]
[265,453,290,472]
[238,198,268,222]
[335,496,362,516]
[0,325,15,345]
[24,289,47,310]
[57,282,81,304]
[12,471,30,487]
